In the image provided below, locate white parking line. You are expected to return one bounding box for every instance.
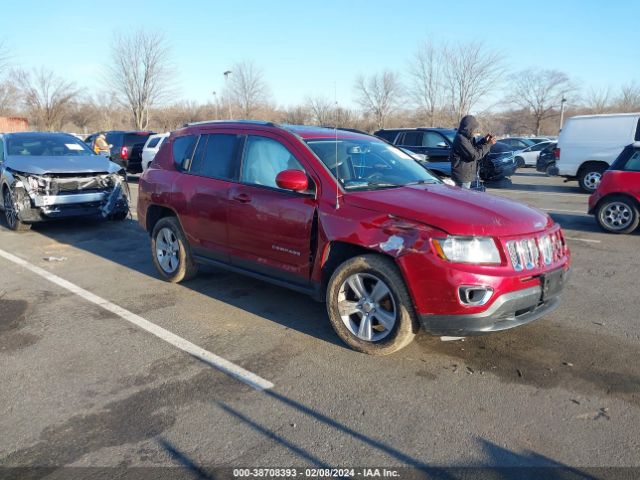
[541,208,588,215]
[490,189,586,198]
[564,237,602,244]
[0,248,274,391]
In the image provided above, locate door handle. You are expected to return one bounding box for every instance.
[232,193,251,204]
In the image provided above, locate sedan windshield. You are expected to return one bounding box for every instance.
[306,138,440,190]
[6,134,94,157]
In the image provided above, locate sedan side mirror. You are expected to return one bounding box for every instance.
[276,169,308,192]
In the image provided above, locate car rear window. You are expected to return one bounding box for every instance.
[146,137,161,149]
[172,135,198,170]
[124,133,152,146]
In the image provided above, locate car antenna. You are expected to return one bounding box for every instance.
[334,82,340,209]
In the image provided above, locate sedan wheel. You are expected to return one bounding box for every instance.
[596,197,640,234]
[338,272,397,342]
[3,187,31,231]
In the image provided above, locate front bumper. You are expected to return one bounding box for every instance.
[420,285,561,336]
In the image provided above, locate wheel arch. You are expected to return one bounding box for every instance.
[595,192,640,212]
[145,204,179,235]
[577,160,609,176]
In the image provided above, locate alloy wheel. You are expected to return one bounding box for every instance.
[601,202,633,231]
[155,227,180,274]
[3,189,17,229]
[337,273,397,342]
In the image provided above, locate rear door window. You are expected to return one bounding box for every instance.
[401,131,423,146]
[124,133,152,147]
[190,134,241,180]
[635,119,640,141]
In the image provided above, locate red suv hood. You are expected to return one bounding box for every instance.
[345,184,552,236]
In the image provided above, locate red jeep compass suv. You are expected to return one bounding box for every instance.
[138,121,570,355]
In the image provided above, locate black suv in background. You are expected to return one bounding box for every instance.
[85,131,154,173]
[374,128,456,161]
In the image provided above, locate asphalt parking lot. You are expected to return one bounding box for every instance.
[1,171,639,477]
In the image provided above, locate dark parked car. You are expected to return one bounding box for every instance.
[377,128,515,182]
[138,121,570,355]
[536,142,558,175]
[480,142,518,181]
[85,130,154,173]
[373,128,456,161]
[0,132,129,231]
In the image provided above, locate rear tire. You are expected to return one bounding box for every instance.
[151,216,198,282]
[3,187,31,232]
[596,195,639,234]
[578,164,607,193]
[326,254,418,355]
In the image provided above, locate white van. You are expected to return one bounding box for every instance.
[555,113,640,192]
[141,132,169,171]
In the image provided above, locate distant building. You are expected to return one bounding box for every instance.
[0,117,29,133]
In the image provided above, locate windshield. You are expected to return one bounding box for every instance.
[306,138,441,190]
[7,134,94,156]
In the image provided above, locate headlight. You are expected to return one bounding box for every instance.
[432,237,501,264]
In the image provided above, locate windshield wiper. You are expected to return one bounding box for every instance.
[344,180,402,190]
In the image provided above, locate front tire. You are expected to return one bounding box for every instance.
[596,196,639,234]
[326,254,418,355]
[3,187,31,231]
[151,216,198,282]
[515,156,525,168]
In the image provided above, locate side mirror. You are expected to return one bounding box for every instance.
[436,142,449,148]
[276,169,308,192]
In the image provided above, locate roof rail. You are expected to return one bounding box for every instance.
[182,119,279,128]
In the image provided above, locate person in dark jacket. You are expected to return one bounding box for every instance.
[450,115,496,188]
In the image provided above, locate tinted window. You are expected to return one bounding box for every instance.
[530,142,549,151]
[172,135,197,170]
[423,132,446,148]
[190,134,239,180]
[6,134,93,156]
[106,133,123,149]
[146,137,161,149]
[624,151,640,172]
[375,131,399,143]
[635,120,640,141]
[0,140,4,163]
[241,136,304,189]
[124,133,152,146]
[401,131,423,146]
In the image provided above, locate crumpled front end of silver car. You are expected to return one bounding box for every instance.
[8,170,129,222]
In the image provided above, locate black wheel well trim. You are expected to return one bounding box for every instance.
[145,204,179,234]
[594,192,640,213]
[320,241,399,290]
[577,160,609,175]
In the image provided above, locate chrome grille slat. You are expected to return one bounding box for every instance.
[506,232,563,271]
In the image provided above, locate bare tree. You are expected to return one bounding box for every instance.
[409,40,442,127]
[0,81,18,116]
[14,68,79,130]
[353,71,402,130]
[226,60,270,119]
[442,41,504,124]
[615,82,640,112]
[584,86,612,114]
[306,95,335,125]
[108,30,173,129]
[282,105,311,125]
[507,68,574,135]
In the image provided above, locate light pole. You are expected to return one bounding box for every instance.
[211,91,218,119]
[223,70,232,119]
[559,96,567,133]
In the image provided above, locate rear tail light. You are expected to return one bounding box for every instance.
[553,148,560,159]
[120,146,129,160]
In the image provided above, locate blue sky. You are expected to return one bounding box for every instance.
[4,0,638,110]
